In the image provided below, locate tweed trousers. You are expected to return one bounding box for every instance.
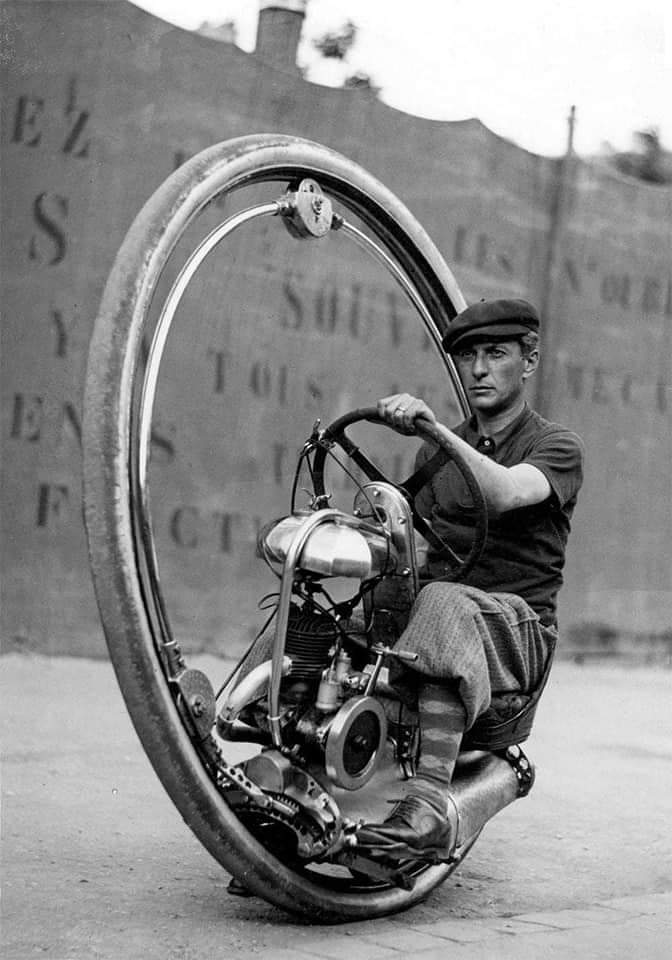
[391,581,555,729]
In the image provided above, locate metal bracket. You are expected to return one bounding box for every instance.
[278,178,335,239]
[355,482,419,635]
[171,668,217,740]
[502,743,535,797]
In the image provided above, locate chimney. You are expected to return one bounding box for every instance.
[255,1,307,74]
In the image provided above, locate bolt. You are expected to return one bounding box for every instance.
[191,695,205,718]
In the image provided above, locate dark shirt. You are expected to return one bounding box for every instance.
[414,404,584,628]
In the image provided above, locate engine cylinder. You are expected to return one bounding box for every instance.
[285,604,337,680]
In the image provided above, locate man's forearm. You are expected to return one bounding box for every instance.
[376,393,550,513]
[426,421,529,513]
[428,421,551,513]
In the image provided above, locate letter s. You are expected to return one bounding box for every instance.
[29,192,68,265]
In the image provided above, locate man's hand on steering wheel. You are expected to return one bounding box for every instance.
[310,404,489,580]
[377,393,437,436]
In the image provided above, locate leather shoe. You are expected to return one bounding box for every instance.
[357,792,457,861]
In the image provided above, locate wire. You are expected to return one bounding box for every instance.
[290,447,313,512]
[215,594,280,701]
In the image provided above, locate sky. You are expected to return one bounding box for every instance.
[135,0,670,158]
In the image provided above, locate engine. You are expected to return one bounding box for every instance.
[215,483,420,859]
[226,603,389,792]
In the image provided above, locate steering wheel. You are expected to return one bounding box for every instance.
[311,406,488,581]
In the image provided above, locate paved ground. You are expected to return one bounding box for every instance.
[2,652,671,959]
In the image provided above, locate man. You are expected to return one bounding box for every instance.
[358,297,584,860]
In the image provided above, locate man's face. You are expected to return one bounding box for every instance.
[453,338,536,415]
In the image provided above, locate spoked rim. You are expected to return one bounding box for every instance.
[84,134,473,921]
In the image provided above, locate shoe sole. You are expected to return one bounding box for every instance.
[356,835,455,864]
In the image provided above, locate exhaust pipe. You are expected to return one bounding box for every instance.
[218,657,292,722]
[449,750,534,853]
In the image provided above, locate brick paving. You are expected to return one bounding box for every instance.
[258,893,671,959]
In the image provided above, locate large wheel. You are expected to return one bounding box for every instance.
[83,134,473,921]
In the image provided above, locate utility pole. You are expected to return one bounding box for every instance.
[536,105,576,416]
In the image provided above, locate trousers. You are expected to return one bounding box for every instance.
[390,581,555,729]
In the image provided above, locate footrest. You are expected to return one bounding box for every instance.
[338,851,419,890]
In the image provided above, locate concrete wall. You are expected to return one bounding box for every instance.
[2,1,671,657]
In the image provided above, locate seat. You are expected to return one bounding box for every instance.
[462,635,557,751]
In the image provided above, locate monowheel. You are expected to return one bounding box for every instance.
[83,134,476,922]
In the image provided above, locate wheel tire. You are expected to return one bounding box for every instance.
[83,134,470,921]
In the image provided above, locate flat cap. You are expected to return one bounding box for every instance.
[442,298,540,351]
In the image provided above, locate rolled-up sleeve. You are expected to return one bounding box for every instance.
[522,429,584,509]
